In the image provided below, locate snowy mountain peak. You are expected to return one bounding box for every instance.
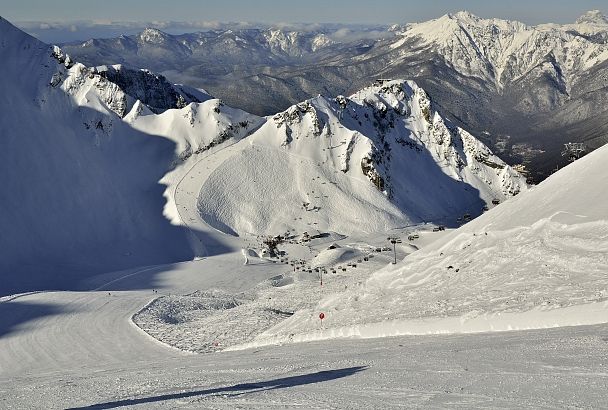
[432,10,528,31]
[450,10,481,23]
[260,79,527,234]
[138,27,170,44]
[349,79,417,113]
[575,10,608,26]
[401,10,608,91]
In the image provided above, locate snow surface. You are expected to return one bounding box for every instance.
[1,16,608,408]
[239,143,608,347]
[2,283,607,408]
[0,20,188,291]
[196,80,526,237]
[1,14,525,296]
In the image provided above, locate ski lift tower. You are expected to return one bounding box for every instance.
[387,236,402,264]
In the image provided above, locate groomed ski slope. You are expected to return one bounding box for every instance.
[2,287,607,408]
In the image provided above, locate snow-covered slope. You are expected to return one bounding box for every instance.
[246,142,608,345]
[196,80,526,237]
[0,16,259,294]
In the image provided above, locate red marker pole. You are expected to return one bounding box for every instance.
[319,312,325,327]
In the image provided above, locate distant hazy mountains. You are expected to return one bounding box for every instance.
[61,10,608,181]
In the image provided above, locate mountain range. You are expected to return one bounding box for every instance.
[60,10,608,181]
[0,16,525,294]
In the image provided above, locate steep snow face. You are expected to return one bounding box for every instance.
[252,143,608,344]
[196,80,526,237]
[0,18,257,294]
[126,99,260,162]
[127,98,264,225]
[0,16,57,98]
[345,81,525,199]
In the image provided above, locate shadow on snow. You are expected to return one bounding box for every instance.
[0,298,68,338]
[69,366,368,409]
[0,101,232,297]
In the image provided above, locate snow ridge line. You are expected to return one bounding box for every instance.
[0,291,44,304]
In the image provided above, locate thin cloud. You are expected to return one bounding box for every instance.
[15,20,396,44]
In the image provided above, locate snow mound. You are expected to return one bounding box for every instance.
[310,247,359,268]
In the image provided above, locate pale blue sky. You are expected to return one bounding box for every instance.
[2,0,608,43]
[3,0,607,24]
